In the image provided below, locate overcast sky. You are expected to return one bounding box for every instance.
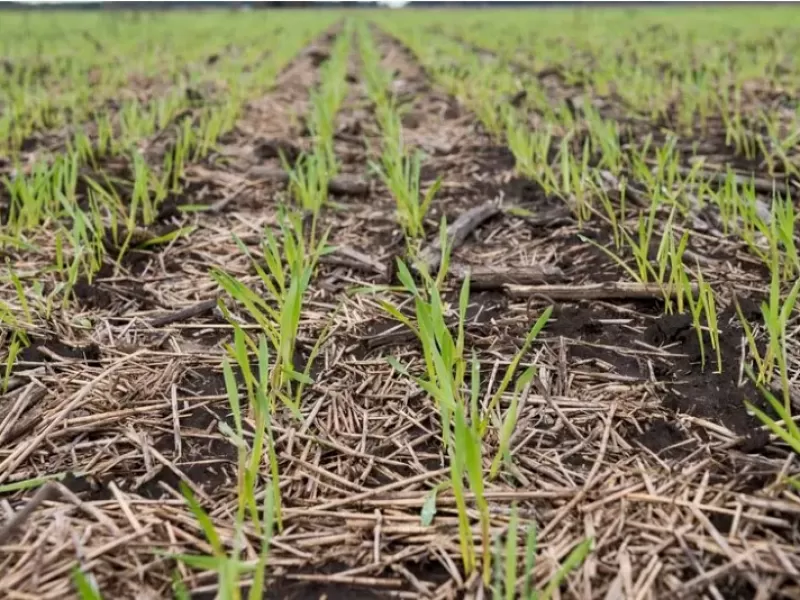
[19,0,413,3]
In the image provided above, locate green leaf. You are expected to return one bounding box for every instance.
[490,365,535,478]
[249,481,276,600]
[578,233,642,284]
[179,481,224,557]
[395,259,420,296]
[456,274,470,357]
[138,226,195,248]
[504,506,519,600]
[745,399,800,455]
[0,471,73,494]
[505,206,535,218]
[171,570,191,600]
[72,567,103,600]
[222,358,243,439]
[521,521,538,600]
[386,356,411,378]
[421,486,439,527]
[169,553,226,571]
[176,204,211,213]
[483,305,552,430]
[540,538,592,600]
[378,300,418,335]
[285,368,314,385]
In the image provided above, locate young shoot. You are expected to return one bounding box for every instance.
[370,149,441,245]
[380,221,552,584]
[491,505,592,600]
[213,207,332,412]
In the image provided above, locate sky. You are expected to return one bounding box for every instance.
[18,0,413,3]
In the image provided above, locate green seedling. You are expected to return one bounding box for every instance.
[491,504,592,600]
[72,567,103,600]
[380,221,551,584]
[168,479,276,600]
[736,244,800,410]
[213,207,331,411]
[370,150,441,244]
[2,329,29,393]
[221,326,283,532]
[587,174,623,251]
[744,366,800,468]
[505,110,556,194]
[281,148,330,216]
[741,327,800,491]
[471,80,506,140]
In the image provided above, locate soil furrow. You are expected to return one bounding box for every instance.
[433,28,800,197]
[0,29,351,599]
[366,22,790,598]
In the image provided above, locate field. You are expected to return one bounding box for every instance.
[2,5,800,599]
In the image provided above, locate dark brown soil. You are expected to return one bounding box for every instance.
[18,336,101,366]
[2,17,799,600]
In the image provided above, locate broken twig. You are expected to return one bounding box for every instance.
[0,482,59,545]
[418,200,501,269]
[247,166,369,197]
[452,263,565,288]
[505,281,699,301]
[148,298,219,328]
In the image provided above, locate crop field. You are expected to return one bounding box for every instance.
[2,5,800,599]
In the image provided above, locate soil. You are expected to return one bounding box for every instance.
[1,16,799,600]
[18,336,102,366]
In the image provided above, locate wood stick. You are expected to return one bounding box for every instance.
[505,281,699,301]
[246,167,369,197]
[451,263,565,288]
[148,298,219,328]
[418,200,501,269]
[0,482,59,545]
[325,246,387,276]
